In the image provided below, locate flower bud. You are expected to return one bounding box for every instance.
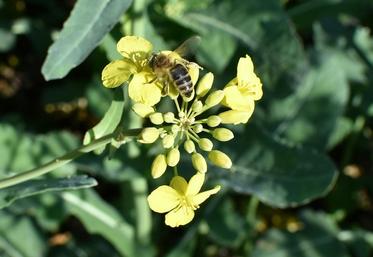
[193,124,203,133]
[151,154,167,178]
[196,72,214,97]
[206,115,221,127]
[208,150,232,169]
[198,138,213,151]
[184,139,195,153]
[139,127,159,144]
[171,124,180,134]
[163,112,175,123]
[149,112,164,125]
[191,101,203,113]
[192,153,207,173]
[219,110,252,125]
[167,148,180,167]
[205,90,224,107]
[162,134,174,149]
[212,128,234,141]
[132,103,155,117]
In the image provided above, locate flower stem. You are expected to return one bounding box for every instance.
[0,128,142,189]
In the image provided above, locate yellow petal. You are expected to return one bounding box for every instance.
[222,84,254,112]
[170,176,188,195]
[192,185,221,206]
[237,55,263,100]
[165,206,195,227]
[147,185,180,213]
[101,60,136,88]
[186,173,205,196]
[219,110,253,125]
[132,103,155,117]
[188,62,200,86]
[117,36,153,61]
[128,72,162,106]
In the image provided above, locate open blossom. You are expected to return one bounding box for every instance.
[221,55,263,124]
[147,173,220,227]
[101,36,200,106]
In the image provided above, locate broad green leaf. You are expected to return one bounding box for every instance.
[0,124,78,176]
[83,87,125,154]
[219,124,338,208]
[166,0,306,88]
[252,210,350,257]
[288,0,373,30]
[0,212,45,257]
[41,0,132,80]
[0,175,97,209]
[61,189,135,257]
[206,199,246,247]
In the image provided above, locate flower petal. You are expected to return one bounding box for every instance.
[219,110,253,125]
[147,185,180,213]
[170,176,188,195]
[117,36,153,60]
[186,173,205,196]
[165,206,195,227]
[128,72,162,106]
[237,55,263,100]
[222,83,254,112]
[192,185,221,206]
[188,62,200,86]
[101,60,136,88]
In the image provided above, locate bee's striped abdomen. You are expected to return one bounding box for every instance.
[170,64,193,97]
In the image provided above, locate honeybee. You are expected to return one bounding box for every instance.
[149,36,201,98]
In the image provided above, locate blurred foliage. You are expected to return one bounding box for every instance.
[0,0,373,256]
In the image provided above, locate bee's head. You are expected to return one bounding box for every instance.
[149,53,170,70]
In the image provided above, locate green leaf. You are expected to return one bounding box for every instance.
[220,124,338,208]
[61,189,135,257]
[83,87,125,154]
[252,210,350,257]
[206,199,246,247]
[0,124,79,176]
[167,0,306,86]
[41,0,132,80]
[0,175,97,209]
[0,212,45,257]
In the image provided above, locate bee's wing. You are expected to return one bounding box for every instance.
[173,36,201,58]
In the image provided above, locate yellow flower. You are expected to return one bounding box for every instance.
[222,55,263,123]
[147,173,221,227]
[101,36,163,106]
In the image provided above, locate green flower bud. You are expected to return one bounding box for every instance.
[139,127,159,144]
[132,103,155,117]
[208,150,232,169]
[193,124,203,133]
[151,154,167,178]
[191,101,203,113]
[162,134,174,149]
[206,115,221,127]
[149,112,164,125]
[205,90,224,107]
[167,148,180,167]
[198,138,213,151]
[196,72,214,97]
[163,112,175,123]
[192,153,207,173]
[184,139,195,153]
[212,128,234,141]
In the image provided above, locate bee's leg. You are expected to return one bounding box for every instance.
[161,81,169,96]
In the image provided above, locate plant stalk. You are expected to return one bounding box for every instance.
[0,128,142,189]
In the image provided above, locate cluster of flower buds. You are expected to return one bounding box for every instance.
[102,36,262,227]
